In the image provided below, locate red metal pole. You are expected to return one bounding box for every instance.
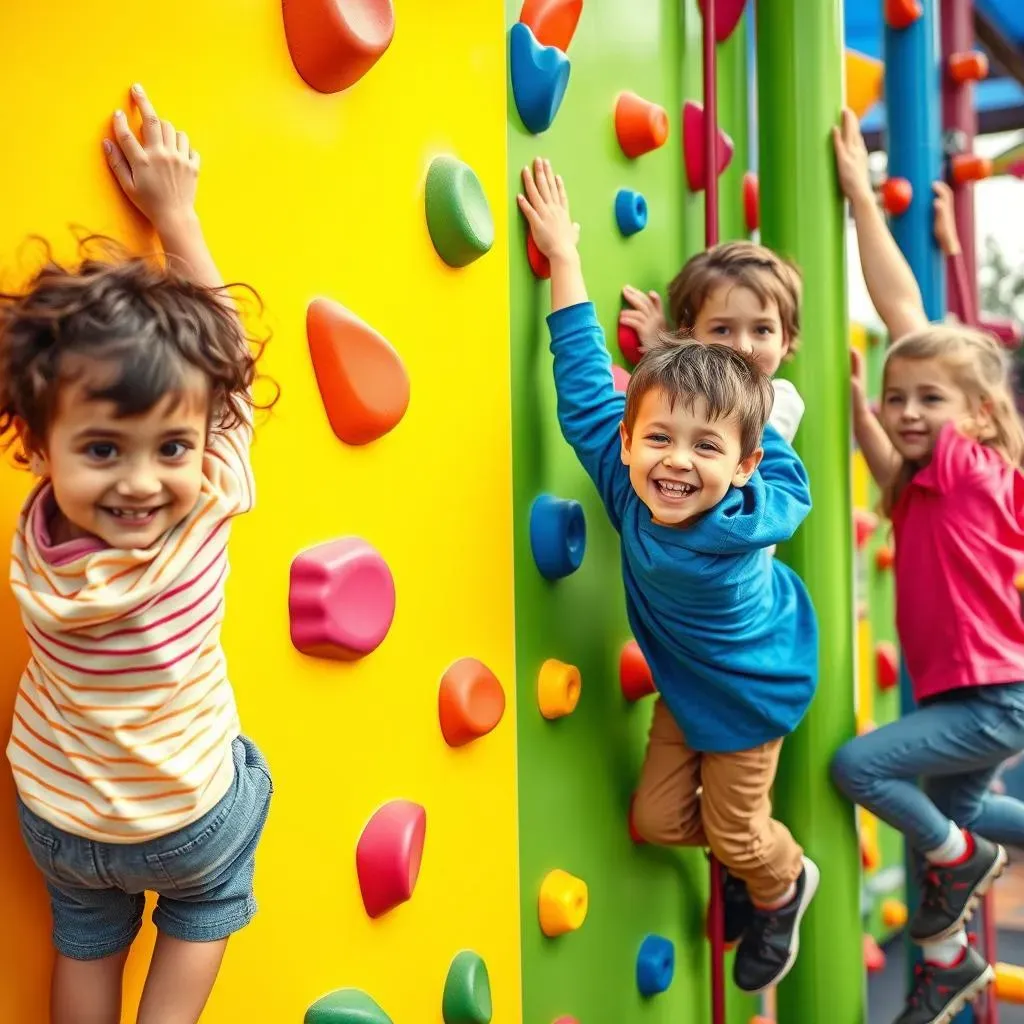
[702,3,725,1024]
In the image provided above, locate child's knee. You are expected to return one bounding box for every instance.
[830,738,871,799]
[632,787,703,846]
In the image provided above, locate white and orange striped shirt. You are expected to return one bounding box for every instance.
[6,422,254,843]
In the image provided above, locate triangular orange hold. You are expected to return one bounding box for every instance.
[519,0,583,52]
[307,298,410,446]
[697,0,746,43]
[682,101,734,192]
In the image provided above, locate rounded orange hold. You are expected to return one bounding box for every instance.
[1014,572,1024,593]
[538,659,581,719]
[951,153,993,185]
[615,92,669,159]
[882,898,908,928]
[527,232,551,279]
[949,50,989,84]
[880,177,913,216]
[518,0,583,51]
[885,0,922,30]
[283,0,395,94]
[307,298,410,446]
[438,657,506,747]
[875,545,895,571]
[620,640,656,701]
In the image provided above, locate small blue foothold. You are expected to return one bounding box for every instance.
[509,22,571,135]
[529,495,586,581]
[615,189,648,237]
[636,934,675,996]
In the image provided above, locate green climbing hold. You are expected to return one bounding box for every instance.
[425,156,495,268]
[304,989,393,1024]
[442,950,493,1024]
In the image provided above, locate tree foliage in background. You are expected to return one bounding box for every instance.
[979,235,1024,322]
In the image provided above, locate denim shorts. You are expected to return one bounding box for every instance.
[16,734,272,961]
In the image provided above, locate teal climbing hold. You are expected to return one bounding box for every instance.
[425,156,495,268]
[304,989,393,1024]
[442,950,493,1024]
[509,22,570,134]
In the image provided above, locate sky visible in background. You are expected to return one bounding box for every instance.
[847,129,1024,326]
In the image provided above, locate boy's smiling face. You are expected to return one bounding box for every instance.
[619,386,763,527]
[692,284,789,376]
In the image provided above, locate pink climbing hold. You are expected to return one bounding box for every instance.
[697,0,747,43]
[617,321,644,366]
[682,101,735,192]
[611,365,631,393]
[743,171,759,233]
[356,799,426,918]
[289,538,396,660]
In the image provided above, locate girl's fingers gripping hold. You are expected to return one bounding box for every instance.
[131,83,163,149]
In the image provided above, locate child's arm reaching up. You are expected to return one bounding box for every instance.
[851,348,899,487]
[517,159,632,527]
[833,108,929,343]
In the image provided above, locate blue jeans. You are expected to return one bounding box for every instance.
[16,735,272,961]
[831,683,1024,854]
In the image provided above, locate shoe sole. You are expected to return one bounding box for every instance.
[913,844,1008,944]
[922,963,995,1024]
[741,856,820,995]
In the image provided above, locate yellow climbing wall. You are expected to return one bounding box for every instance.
[0,2,520,1021]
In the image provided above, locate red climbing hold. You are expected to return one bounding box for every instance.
[880,177,913,217]
[307,298,410,446]
[742,171,759,233]
[438,658,506,747]
[951,153,993,185]
[682,101,734,192]
[289,537,396,660]
[617,321,644,366]
[356,800,426,918]
[948,50,989,84]
[526,232,551,279]
[885,0,922,31]
[615,92,669,159]
[611,365,631,393]
[854,508,879,549]
[283,0,396,94]
[697,0,746,43]
[876,545,895,571]
[620,640,656,701]
[876,641,899,691]
[518,0,583,51]
[864,933,887,973]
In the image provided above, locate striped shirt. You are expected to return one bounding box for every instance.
[6,421,254,843]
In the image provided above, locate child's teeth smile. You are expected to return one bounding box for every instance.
[104,507,160,521]
[656,480,696,499]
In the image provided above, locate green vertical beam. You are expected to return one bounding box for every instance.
[756,2,865,1023]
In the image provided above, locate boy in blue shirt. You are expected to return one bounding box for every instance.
[517,157,820,992]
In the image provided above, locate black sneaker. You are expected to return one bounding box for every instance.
[733,856,819,993]
[893,945,993,1024]
[908,833,1007,943]
[705,867,755,946]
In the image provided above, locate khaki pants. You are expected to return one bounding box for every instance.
[633,698,803,904]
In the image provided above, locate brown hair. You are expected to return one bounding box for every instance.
[666,240,803,352]
[623,341,774,458]
[880,324,1024,516]
[0,237,273,464]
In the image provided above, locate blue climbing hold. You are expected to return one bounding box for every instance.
[509,22,570,135]
[636,934,675,996]
[529,495,586,581]
[615,189,648,237]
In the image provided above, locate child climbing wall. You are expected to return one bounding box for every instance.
[0,1,520,1021]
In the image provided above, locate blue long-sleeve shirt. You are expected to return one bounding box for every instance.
[548,302,819,752]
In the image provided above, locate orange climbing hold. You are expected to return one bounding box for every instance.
[885,0,922,31]
[861,828,880,870]
[438,658,506,747]
[539,868,588,936]
[951,153,993,185]
[880,177,913,216]
[620,640,656,701]
[876,641,899,691]
[875,545,895,571]
[527,232,551,279]
[882,898,908,928]
[615,92,669,159]
[307,298,410,446]
[742,171,759,233]
[682,101,734,192]
[995,963,1024,1003]
[538,658,581,719]
[949,50,989,84]
[518,0,583,51]
[283,0,395,94]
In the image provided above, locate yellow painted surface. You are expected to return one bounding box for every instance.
[0,2,521,1021]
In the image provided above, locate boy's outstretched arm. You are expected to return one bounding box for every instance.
[106,84,224,294]
[833,108,928,342]
[517,159,631,525]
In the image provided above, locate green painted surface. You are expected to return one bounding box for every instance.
[756,1,866,1021]
[507,2,754,1021]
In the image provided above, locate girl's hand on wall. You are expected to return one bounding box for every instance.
[932,181,961,257]
[619,286,667,354]
[105,84,200,235]
[832,107,873,205]
[850,347,869,411]
[517,158,580,263]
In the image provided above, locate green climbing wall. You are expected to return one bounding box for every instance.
[506,1,755,1020]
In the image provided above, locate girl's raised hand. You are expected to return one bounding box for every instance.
[517,158,580,262]
[105,84,199,233]
[932,181,961,257]
[851,346,869,409]
[832,108,872,205]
